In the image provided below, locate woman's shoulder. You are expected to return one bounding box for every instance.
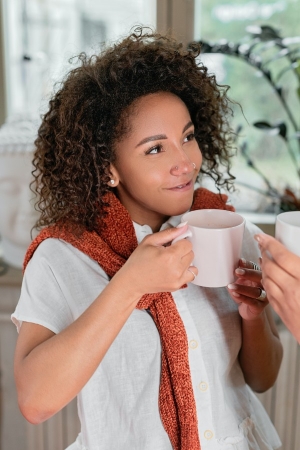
[25,237,108,280]
[31,236,71,256]
[14,238,110,333]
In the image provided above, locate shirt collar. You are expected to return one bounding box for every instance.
[133,214,183,244]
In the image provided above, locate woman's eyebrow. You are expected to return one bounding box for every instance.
[183,120,194,133]
[136,134,167,147]
[136,121,194,148]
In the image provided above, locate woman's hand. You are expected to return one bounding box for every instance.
[227,257,283,392]
[255,233,300,343]
[227,258,268,321]
[118,224,198,298]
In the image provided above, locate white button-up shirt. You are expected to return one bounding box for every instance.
[12,216,281,450]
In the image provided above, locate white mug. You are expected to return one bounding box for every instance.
[275,211,300,256]
[173,209,245,287]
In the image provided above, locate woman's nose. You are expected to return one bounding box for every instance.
[170,158,196,176]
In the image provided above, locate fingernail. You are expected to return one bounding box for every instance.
[235,268,245,275]
[228,283,237,290]
[232,291,240,298]
[177,221,188,228]
[240,258,246,265]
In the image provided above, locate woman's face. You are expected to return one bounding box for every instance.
[111,92,202,231]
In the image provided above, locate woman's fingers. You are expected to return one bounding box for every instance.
[228,282,267,302]
[227,258,268,319]
[227,278,268,320]
[260,248,288,292]
[166,223,200,284]
[239,258,260,271]
[255,233,299,278]
[146,223,189,247]
[187,266,198,283]
[127,227,198,293]
[262,276,284,307]
[234,260,262,284]
[227,284,268,320]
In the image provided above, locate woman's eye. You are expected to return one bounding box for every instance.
[146,144,163,154]
[184,132,195,143]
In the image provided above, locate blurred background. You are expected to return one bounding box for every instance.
[0,0,299,449]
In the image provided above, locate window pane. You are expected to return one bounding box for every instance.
[194,0,300,213]
[4,0,156,117]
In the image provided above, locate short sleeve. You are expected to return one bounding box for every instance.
[11,238,110,334]
[12,244,74,334]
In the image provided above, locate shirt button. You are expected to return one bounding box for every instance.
[189,339,198,349]
[198,381,208,392]
[204,430,214,440]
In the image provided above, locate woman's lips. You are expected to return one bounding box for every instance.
[167,179,193,191]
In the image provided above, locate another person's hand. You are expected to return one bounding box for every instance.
[255,233,300,343]
[227,258,269,321]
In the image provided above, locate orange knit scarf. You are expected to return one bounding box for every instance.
[24,187,234,450]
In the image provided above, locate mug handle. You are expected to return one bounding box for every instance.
[172,228,192,245]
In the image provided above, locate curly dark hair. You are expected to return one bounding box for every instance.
[32,27,236,233]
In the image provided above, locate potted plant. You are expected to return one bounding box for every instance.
[192,25,300,212]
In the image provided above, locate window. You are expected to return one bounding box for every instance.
[194,0,300,213]
[1,0,195,120]
[2,0,157,117]
[2,0,298,213]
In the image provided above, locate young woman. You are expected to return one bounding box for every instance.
[12,28,283,450]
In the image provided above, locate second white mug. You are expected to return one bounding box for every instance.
[275,211,300,256]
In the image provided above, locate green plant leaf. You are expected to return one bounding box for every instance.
[253,121,273,129]
[253,121,287,138]
[246,25,282,41]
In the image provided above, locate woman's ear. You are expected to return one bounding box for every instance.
[107,164,119,188]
